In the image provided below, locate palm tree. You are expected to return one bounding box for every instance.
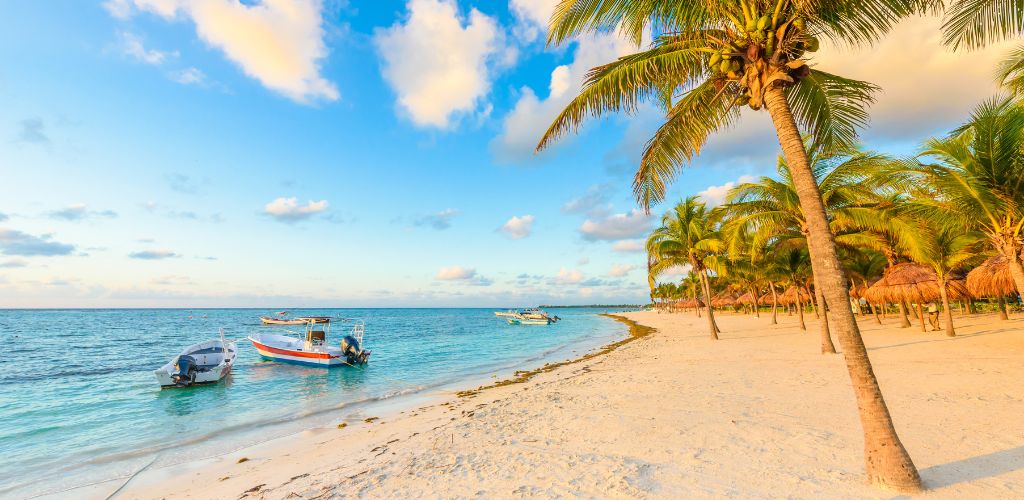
[841,248,887,324]
[773,245,812,330]
[720,145,887,354]
[837,194,934,329]
[682,271,704,317]
[902,220,985,336]
[897,97,1024,304]
[647,196,724,338]
[936,1,1024,94]
[538,2,922,490]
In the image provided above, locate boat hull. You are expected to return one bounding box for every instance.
[260,316,307,325]
[248,335,345,367]
[155,339,236,388]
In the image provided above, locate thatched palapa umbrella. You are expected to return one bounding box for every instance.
[777,286,810,305]
[710,292,736,309]
[966,255,1015,297]
[863,262,970,331]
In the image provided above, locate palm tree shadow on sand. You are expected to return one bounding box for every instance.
[921,445,1024,490]
[864,327,1020,352]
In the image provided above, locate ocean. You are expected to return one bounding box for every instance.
[0,308,630,498]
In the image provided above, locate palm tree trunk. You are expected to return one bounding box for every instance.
[764,85,921,492]
[998,295,1008,320]
[897,302,911,328]
[871,302,882,325]
[807,286,819,317]
[750,286,761,318]
[770,281,779,325]
[938,281,955,337]
[812,278,836,354]
[698,269,719,339]
[917,303,926,332]
[796,291,806,330]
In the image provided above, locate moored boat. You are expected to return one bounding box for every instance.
[248,319,370,367]
[155,333,236,388]
[494,310,519,317]
[507,316,552,325]
[260,316,307,325]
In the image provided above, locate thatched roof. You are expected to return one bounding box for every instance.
[966,255,1016,298]
[710,293,736,308]
[862,262,970,303]
[673,297,704,308]
[777,286,810,305]
[848,278,879,299]
[734,291,758,305]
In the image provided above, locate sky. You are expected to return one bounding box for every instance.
[0,1,1015,308]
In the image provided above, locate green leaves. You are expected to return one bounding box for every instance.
[633,79,740,210]
[785,69,878,154]
[941,0,1024,50]
[536,38,710,154]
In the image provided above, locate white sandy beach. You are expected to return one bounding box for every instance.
[105,310,1024,499]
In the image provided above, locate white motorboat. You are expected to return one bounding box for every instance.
[507,317,552,325]
[155,332,236,388]
[494,310,519,317]
[248,319,370,368]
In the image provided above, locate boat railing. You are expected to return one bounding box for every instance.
[352,320,365,346]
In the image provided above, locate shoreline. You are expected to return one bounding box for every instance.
[53,310,1024,498]
[38,313,637,500]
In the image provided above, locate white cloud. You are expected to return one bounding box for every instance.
[49,204,118,221]
[492,28,643,163]
[128,248,179,260]
[562,183,613,217]
[170,67,205,85]
[435,266,493,286]
[374,0,505,128]
[612,239,644,253]
[109,0,338,103]
[509,0,558,42]
[608,263,637,277]
[500,214,534,239]
[0,258,28,269]
[577,256,589,265]
[552,267,584,285]
[263,197,328,222]
[698,175,756,207]
[659,264,692,277]
[120,31,174,64]
[436,266,476,280]
[579,209,651,241]
[815,15,1015,141]
[414,208,460,230]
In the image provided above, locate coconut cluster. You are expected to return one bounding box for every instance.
[709,9,818,109]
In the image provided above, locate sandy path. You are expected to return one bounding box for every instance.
[116,311,1024,499]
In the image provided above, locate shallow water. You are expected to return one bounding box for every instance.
[0,308,628,497]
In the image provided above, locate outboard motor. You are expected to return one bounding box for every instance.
[340,335,370,365]
[172,355,198,387]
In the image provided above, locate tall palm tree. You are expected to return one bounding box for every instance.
[841,248,887,324]
[773,245,812,330]
[837,194,934,328]
[647,196,725,338]
[682,271,704,317]
[537,3,923,490]
[720,145,887,353]
[898,97,1024,303]
[901,219,986,336]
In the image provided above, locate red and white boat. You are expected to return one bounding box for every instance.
[248,319,370,367]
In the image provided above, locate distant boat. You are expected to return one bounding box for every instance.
[295,316,331,324]
[521,309,561,323]
[494,310,519,317]
[155,333,236,388]
[248,319,370,367]
[507,317,552,325]
[260,316,306,325]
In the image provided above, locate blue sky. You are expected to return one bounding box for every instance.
[0,1,1013,307]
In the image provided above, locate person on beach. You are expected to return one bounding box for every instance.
[928,303,940,331]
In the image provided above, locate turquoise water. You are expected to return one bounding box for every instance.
[0,308,628,497]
